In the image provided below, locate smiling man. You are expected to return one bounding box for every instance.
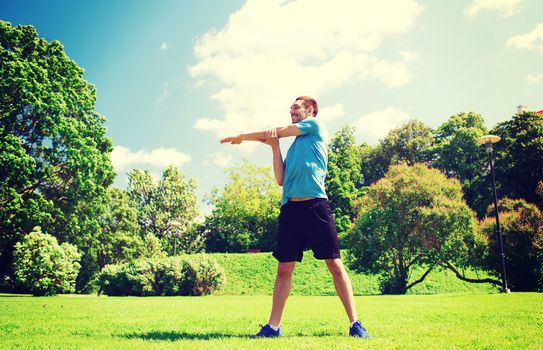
[220,96,370,338]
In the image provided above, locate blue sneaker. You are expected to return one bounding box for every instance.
[349,320,370,338]
[252,323,282,338]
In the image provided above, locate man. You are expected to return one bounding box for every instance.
[220,96,370,338]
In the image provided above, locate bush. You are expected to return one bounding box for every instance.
[96,263,130,296]
[97,255,225,296]
[154,257,193,296]
[13,227,81,296]
[479,198,543,291]
[125,259,156,296]
[182,255,226,296]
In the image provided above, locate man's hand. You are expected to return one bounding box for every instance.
[220,135,243,144]
[262,128,279,147]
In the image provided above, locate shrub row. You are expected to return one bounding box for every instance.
[96,255,225,296]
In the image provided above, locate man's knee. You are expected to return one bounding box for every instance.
[277,262,295,278]
[325,258,345,277]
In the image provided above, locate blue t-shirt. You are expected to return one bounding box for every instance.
[281,117,329,206]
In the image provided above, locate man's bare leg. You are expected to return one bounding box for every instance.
[268,261,296,326]
[325,258,358,322]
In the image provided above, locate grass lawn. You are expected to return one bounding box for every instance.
[211,251,498,295]
[1,293,542,349]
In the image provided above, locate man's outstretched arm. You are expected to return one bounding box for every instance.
[220,125,301,144]
[220,131,266,144]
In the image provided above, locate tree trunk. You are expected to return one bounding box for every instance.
[439,261,501,286]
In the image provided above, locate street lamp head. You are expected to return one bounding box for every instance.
[477,134,501,153]
[477,135,501,145]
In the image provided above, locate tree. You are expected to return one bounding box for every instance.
[0,21,115,291]
[13,226,81,296]
[491,111,543,210]
[96,188,144,270]
[360,143,389,186]
[325,126,365,236]
[125,169,155,234]
[346,163,492,294]
[126,166,201,255]
[382,120,435,166]
[201,160,281,252]
[430,112,490,217]
[141,233,167,259]
[361,120,434,186]
[479,198,543,291]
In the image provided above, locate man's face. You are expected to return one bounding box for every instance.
[290,100,311,124]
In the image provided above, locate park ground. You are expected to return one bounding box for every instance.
[1,293,542,350]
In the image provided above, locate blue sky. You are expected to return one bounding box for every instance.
[3,0,542,214]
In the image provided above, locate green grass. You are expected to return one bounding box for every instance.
[211,251,498,295]
[1,293,542,349]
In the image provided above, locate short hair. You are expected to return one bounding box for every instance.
[295,96,318,117]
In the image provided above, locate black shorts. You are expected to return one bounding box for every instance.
[272,198,340,262]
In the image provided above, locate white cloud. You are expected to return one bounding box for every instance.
[465,0,522,17]
[188,0,422,138]
[507,22,543,54]
[399,50,418,63]
[318,103,345,122]
[527,74,543,83]
[203,151,233,168]
[354,107,411,144]
[194,117,227,132]
[157,82,170,103]
[111,145,191,172]
[160,42,168,50]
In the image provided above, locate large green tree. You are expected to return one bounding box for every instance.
[491,111,543,210]
[430,112,490,217]
[96,188,144,270]
[126,166,201,256]
[200,160,281,252]
[346,163,495,294]
[0,21,115,290]
[325,126,365,237]
[361,120,434,186]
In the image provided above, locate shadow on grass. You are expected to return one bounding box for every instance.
[121,331,246,341]
[121,330,339,341]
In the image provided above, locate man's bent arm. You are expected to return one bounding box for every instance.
[270,143,284,186]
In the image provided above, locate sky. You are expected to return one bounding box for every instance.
[2,0,543,214]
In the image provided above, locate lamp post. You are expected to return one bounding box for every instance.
[477,135,510,293]
[168,219,182,256]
